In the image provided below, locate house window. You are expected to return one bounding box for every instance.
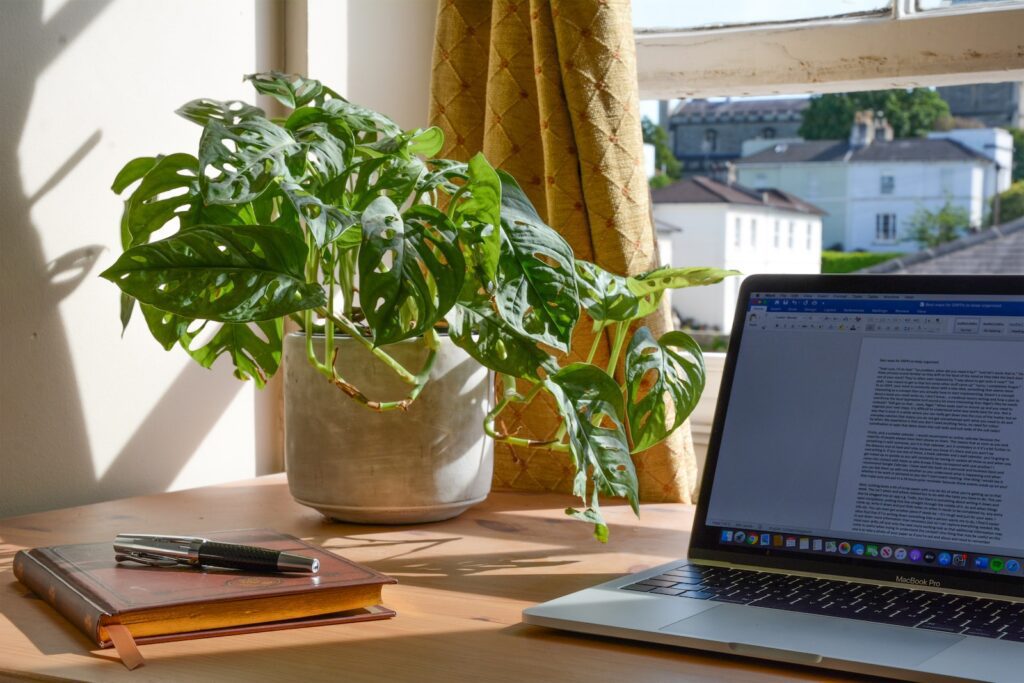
[875,213,898,242]
[734,217,742,246]
[703,128,718,152]
[806,223,813,249]
[880,175,895,194]
[750,218,757,246]
[787,221,794,248]
[762,127,776,139]
[773,220,780,247]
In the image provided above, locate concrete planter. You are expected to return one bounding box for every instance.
[284,333,492,524]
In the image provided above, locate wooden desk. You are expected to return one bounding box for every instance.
[0,475,859,682]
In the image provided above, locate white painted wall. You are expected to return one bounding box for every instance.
[653,203,821,330]
[845,162,987,251]
[0,0,438,517]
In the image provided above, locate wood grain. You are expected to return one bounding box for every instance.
[0,475,864,682]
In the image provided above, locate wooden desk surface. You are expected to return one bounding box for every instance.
[0,475,863,682]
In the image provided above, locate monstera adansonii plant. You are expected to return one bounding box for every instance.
[101,73,735,541]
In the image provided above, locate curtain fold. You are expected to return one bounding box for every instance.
[429,0,697,503]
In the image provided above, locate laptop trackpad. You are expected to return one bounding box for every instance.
[661,604,960,667]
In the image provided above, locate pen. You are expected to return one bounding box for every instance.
[113,534,319,574]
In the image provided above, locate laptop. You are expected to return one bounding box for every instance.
[524,274,1024,683]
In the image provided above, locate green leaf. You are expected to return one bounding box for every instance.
[182,318,284,388]
[626,266,738,299]
[494,171,579,352]
[358,198,465,346]
[111,156,158,194]
[625,328,705,453]
[417,159,468,196]
[565,506,609,543]
[100,224,325,323]
[198,117,299,204]
[245,72,338,109]
[445,294,553,380]
[322,99,401,139]
[454,153,502,282]
[546,364,639,514]
[280,183,355,247]
[574,261,641,322]
[287,120,350,182]
[139,303,192,350]
[408,126,445,157]
[175,99,264,127]
[117,153,201,247]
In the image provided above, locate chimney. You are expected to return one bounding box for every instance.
[873,111,894,142]
[725,162,738,185]
[849,110,875,149]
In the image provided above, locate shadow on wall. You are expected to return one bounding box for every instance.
[0,1,246,517]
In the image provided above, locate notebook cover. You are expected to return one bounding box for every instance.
[13,528,397,648]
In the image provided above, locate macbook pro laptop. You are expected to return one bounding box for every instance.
[524,274,1024,682]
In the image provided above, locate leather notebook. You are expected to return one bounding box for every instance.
[13,529,396,668]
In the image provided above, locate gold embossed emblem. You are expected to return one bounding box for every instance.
[225,576,283,588]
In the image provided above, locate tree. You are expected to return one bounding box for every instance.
[1009,128,1024,183]
[641,116,682,181]
[993,181,1024,225]
[798,89,950,140]
[905,200,971,249]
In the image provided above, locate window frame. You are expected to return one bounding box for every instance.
[635,2,1024,99]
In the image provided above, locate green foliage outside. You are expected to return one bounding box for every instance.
[642,116,681,183]
[1009,129,1024,183]
[905,200,971,249]
[821,251,905,273]
[798,89,950,140]
[993,181,1024,225]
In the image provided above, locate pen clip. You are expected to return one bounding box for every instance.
[114,552,180,568]
[113,533,206,568]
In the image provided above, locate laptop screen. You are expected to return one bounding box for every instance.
[698,281,1024,588]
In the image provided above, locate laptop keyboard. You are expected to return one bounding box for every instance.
[622,564,1024,642]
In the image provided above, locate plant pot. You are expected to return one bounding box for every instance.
[283,332,492,524]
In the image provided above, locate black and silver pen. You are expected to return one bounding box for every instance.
[113,534,319,574]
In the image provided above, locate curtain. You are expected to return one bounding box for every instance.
[429,0,698,503]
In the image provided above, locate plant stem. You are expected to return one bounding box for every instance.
[483,381,569,452]
[316,307,419,385]
[606,321,629,377]
[585,322,605,364]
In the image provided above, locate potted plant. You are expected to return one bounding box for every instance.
[101,72,733,541]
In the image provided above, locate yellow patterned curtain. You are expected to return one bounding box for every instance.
[429,0,698,502]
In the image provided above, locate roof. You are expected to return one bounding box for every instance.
[650,176,826,216]
[861,217,1024,274]
[737,138,991,165]
[671,98,809,120]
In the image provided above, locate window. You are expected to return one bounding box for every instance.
[703,128,718,152]
[880,175,895,194]
[875,213,898,242]
[734,217,742,246]
[762,127,776,139]
[787,221,794,248]
[750,218,757,246]
[773,220,780,247]
[806,223,813,249]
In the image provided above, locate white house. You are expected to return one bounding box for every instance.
[651,176,824,331]
[735,114,1013,252]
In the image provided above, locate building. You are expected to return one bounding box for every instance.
[861,215,1024,274]
[735,115,1013,251]
[937,82,1024,129]
[651,176,824,330]
[666,98,809,179]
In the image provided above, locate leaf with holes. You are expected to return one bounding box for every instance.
[446,293,554,380]
[245,72,338,109]
[281,183,355,247]
[494,171,578,352]
[115,153,201,247]
[546,364,639,515]
[198,117,299,205]
[139,303,192,350]
[574,261,641,323]
[565,504,610,544]
[359,197,465,346]
[417,159,468,196]
[322,98,401,139]
[181,318,284,388]
[176,99,265,127]
[453,153,502,282]
[627,266,738,300]
[625,328,705,453]
[99,224,324,322]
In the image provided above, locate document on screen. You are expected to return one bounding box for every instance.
[830,337,1024,550]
